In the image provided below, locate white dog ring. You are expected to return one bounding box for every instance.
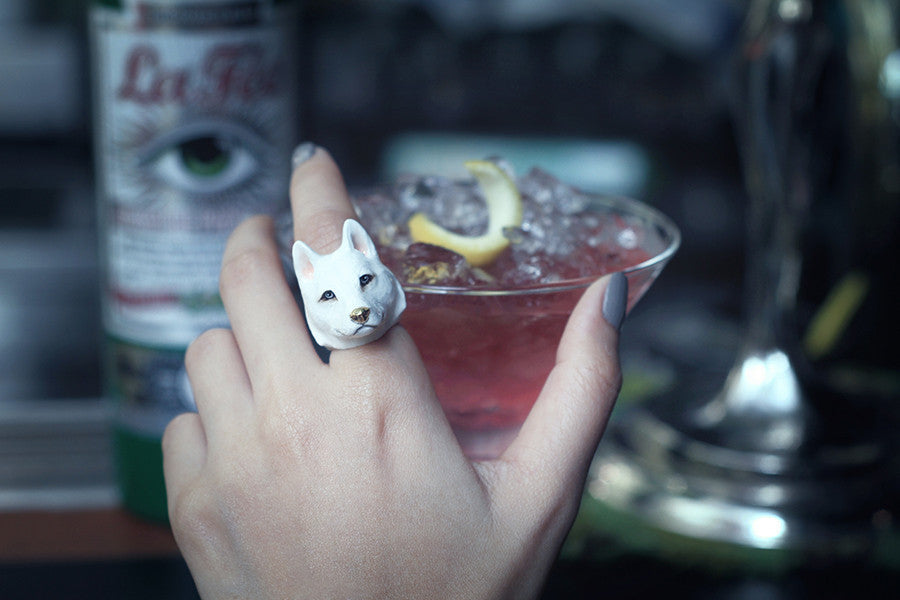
[292,219,406,351]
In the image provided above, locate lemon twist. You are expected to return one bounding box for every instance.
[407,160,523,267]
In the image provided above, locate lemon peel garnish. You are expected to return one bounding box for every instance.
[407,160,523,267]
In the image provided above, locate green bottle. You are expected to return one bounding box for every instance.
[89,0,299,521]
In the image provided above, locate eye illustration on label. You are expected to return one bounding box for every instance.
[115,110,285,212]
[139,119,264,195]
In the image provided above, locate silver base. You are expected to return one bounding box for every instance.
[588,354,900,557]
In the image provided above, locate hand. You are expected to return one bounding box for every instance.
[162,145,625,600]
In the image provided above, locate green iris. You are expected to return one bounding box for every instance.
[179,136,231,177]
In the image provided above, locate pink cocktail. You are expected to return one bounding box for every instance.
[352,165,680,458]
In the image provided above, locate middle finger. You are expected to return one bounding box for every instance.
[289,144,358,252]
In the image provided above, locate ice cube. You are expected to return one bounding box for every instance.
[353,188,408,249]
[518,167,589,214]
[399,175,488,236]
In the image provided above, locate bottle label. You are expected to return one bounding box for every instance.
[92,0,297,347]
[91,1,297,437]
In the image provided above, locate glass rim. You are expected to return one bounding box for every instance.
[398,193,681,297]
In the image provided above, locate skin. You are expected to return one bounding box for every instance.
[162,147,623,600]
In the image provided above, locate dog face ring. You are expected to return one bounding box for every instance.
[292,219,406,351]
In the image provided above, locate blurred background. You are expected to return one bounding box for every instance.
[2,0,898,598]
[0,0,747,504]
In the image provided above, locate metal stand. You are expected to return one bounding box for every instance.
[589,0,900,558]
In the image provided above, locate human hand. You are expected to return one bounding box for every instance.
[162,145,626,600]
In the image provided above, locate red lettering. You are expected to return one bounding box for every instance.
[116,43,280,106]
[117,45,189,105]
[117,46,158,103]
[202,44,279,103]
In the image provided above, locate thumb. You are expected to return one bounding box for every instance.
[499,272,627,496]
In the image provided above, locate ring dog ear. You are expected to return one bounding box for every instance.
[292,240,318,281]
[342,218,378,257]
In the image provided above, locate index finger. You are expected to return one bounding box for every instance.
[290,144,358,252]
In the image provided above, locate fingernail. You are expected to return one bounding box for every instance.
[292,142,318,170]
[602,272,628,330]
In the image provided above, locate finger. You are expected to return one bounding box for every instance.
[289,144,358,253]
[327,325,468,465]
[499,273,626,497]
[219,215,323,389]
[184,328,254,447]
[289,145,420,359]
[162,412,207,513]
[329,325,448,421]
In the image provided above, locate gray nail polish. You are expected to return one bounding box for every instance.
[292,142,317,170]
[602,271,628,330]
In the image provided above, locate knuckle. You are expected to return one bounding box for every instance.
[300,209,347,253]
[168,482,204,531]
[168,484,222,556]
[549,359,622,431]
[570,358,622,401]
[161,412,192,455]
[219,245,269,294]
[258,400,320,458]
[184,328,232,372]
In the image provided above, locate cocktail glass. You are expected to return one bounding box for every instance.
[281,172,680,459]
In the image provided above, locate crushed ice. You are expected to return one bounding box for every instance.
[352,161,647,287]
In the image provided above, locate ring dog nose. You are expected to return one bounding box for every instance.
[350,307,370,324]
